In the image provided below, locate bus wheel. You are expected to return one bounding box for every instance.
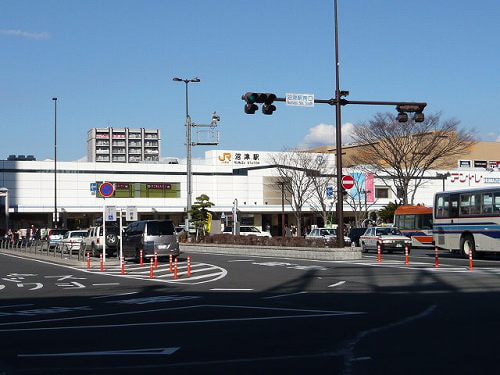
[460,235,476,259]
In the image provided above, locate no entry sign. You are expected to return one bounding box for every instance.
[99,182,115,198]
[341,175,355,190]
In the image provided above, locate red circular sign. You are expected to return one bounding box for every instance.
[99,182,115,198]
[341,175,355,190]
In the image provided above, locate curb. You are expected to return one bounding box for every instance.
[0,249,121,267]
[180,243,361,261]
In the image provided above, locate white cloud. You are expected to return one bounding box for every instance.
[0,29,50,40]
[302,122,355,148]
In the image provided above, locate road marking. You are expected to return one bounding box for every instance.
[227,260,254,262]
[92,283,120,286]
[0,304,34,309]
[91,291,138,299]
[352,356,371,361]
[0,304,365,332]
[210,288,253,291]
[262,291,307,300]
[328,281,346,288]
[18,347,180,357]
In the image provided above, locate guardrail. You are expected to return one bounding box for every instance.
[0,238,86,261]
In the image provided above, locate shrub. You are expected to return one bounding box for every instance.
[189,234,338,248]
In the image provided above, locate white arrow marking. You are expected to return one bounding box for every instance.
[18,347,180,357]
[328,281,346,288]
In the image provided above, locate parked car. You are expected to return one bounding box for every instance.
[305,227,352,246]
[359,226,411,253]
[223,226,272,237]
[82,224,120,257]
[48,229,69,249]
[348,227,369,247]
[122,220,180,260]
[59,230,88,254]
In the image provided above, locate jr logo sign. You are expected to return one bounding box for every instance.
[218,153,232,163]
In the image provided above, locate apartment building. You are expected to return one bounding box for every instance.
[87,128,161,163]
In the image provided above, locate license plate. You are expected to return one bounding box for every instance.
[157,244,167,249]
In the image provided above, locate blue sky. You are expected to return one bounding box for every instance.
[1,0,499,161]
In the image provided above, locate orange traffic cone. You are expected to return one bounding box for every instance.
[100,253,104,272]
[154,251,158,269]
[434,246,440,268]
[187,256,192,277]
[139,250,144,267]
[377,243,382,263]
[174,258,179,279]
[121,258,127,274]
[405,244,409,265]
[149,258,155,279]
[469,248,474,271]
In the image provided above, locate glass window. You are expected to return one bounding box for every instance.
[146,221,174,236]
[435,194,450,218]
[401,215,416,230]
[470,194,481,215]
[375,187,389,199]
[494,193,500,214]
[419,214,433,230]
[460,194,471,215]
[482,193,493,214]
[450,194,459,218]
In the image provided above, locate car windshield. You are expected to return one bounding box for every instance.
[376,228,402,236]
[71,231,86,238]
[245,227,260,232]
[147,221,174,236]
[51,229,67,236]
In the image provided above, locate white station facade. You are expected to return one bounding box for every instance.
[1,149,500,234]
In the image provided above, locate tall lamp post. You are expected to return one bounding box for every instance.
[52,97,58,228]
[173,77,200,235]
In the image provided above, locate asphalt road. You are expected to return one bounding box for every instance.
[1,248,500,374]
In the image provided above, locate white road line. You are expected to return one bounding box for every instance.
[91,291,138,299]
[18,347,180,357]
[92,283,120,286]
[262,291,307,300]
[210,288,253,291]
[0,304,34,309]
[328,281,346,288]
[227,260,254,262]
[0,313,360,333]
[155,266,218,278]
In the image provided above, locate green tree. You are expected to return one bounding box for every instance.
[378,201,400,224]
[189,194,214,239]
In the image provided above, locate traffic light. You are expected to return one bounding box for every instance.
[242,92,259,114]
[261,93,277,115]
[396,104,426,123]
[242,92,277,115]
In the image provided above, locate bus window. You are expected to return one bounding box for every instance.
[450,193,460,218]
[482,193,493,214]
[470,194,481,215]
[494,193,500,214]
[419,214,433,229]
[436,194,450,218]
[401,215,416,229]
[460,194,471,215]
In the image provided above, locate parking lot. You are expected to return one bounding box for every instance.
[1,247,500,374]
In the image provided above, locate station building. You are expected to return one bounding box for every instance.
[1,146,500,235]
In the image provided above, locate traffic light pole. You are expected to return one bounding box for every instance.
[242,0,426,247]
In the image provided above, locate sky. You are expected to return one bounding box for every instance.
[1,0,499,161]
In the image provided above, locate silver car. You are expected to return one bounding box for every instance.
[305,228,352,246]
[122,220,180,259]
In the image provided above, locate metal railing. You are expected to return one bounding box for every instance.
[0,238,86,261]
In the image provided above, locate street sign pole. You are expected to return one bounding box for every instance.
[102,198,106,264]
[119,209,123,265]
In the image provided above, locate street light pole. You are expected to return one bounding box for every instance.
[334,0,345,247]
[52,97,58,229]
[173,77,200,237]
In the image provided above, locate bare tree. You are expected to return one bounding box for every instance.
[350,112,475,205]
[307,154,335,227]
[269,150,317,236]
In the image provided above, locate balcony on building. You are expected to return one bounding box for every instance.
[96,148,109,154]
[112,147,126,154]
[112,140,126,147]
[128,147,142,154]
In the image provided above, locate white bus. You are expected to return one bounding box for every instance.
[433,187,500,258]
